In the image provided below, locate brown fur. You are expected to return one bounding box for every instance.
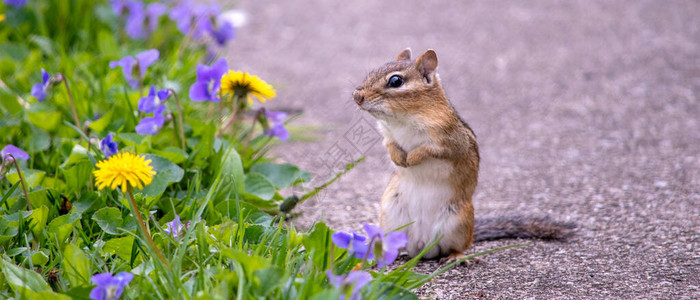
[355,49,574,261]
[354,49,480,258]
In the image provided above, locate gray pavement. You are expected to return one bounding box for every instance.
[226,0,700,298]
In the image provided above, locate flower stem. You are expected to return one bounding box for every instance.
[59,74,83,133]
[241,108,264,152]
[126,186,168,265]
[7,154,31,210]
[169,89,186,151]
[216,94,239,137]
[360,236,378,270]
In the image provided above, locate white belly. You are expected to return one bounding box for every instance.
[381,158,463,259]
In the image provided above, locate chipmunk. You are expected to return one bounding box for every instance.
[353,48,572,262]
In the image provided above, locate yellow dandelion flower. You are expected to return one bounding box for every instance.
[93,152,156,193]
[220,70,276,105]
[0,14,4,22]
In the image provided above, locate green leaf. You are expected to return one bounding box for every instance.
[253,266,283,297]
[310,290,341,300]
[244,172,276,201]
[88,106,115,133]
[151,147,188,164]
[117,133,147,146]
[215,201,272,225]
[30,251,49,266]
[72,192,100,215]
[27,104,62,132]
[190,120,215,167]
[91,207,136,235]
[241,195,278,211]
[61,144,90,168]
[373,283,419,300]
[40,177,68,193]
[302,222,331,270]
[5,168,46,188]
[0,88,22,112]
[62,244,91,287]
[29,35,56,56]
[213,145,245,204]
[28,126,50,153]
[0,42,29,61]
[47,213,80,244]
[141,154,184,196]
[0,218,18,245]
[222,249,270,278]
[61,161,93,192]
[97,30,118,58]
[25,189,55,212]
[27,205,49,239]
[249,163,311,189]
[1,257,51,293]
[102,235,135,261]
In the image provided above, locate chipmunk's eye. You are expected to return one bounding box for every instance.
[387,75,403,88]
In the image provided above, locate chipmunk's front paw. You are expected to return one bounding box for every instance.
[387,143,409,168]
[390,152,409,168]
[406,151,425,166]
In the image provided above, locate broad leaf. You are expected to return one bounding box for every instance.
[244,172,276,201]
[62,244,91,287]
[249,163,311,189]
[102,235,135,261]
[47,213,81,244]
[92,207,136,235]
[0,218,18,245]
[142,154,184,196]
[213,145,245,204]
[1,257,51,293]
[27,205,49,240]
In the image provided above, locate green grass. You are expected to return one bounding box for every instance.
[0,1,515,299]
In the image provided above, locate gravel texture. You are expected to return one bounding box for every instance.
[225,0,700,298]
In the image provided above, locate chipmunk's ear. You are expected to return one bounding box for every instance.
[416,49,438,83]
[396,48,412,61]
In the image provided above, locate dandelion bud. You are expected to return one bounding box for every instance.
[280,195,299,213]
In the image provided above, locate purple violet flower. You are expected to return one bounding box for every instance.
[135,105,165,135]
[145,3,168,32]
[138,86,169,114]
[110,0,128,15]
[1,145,29,161]
[164,214,182,240]
[192,3,221,39]
[332,231,370,260]
[202,18,235,46]
[123,1,168,39]
[264,111,290,141]
[362,223,407,268]
[135,49,159,77]
[326,270,372,300]
[90,271,134,300]
[169,0,195,34]
[109,56,136,88]
[189,58,228,102]
[30,69,51,101]
[100,133,118,158]
[4,0,26,8]
[122,0,149,40]
[109,49,159,88]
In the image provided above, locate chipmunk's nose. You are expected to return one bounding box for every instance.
[353,90,365,105]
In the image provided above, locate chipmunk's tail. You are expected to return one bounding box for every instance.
[474,216,575,242]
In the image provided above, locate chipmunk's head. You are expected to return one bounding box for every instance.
[353,48,445,120]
